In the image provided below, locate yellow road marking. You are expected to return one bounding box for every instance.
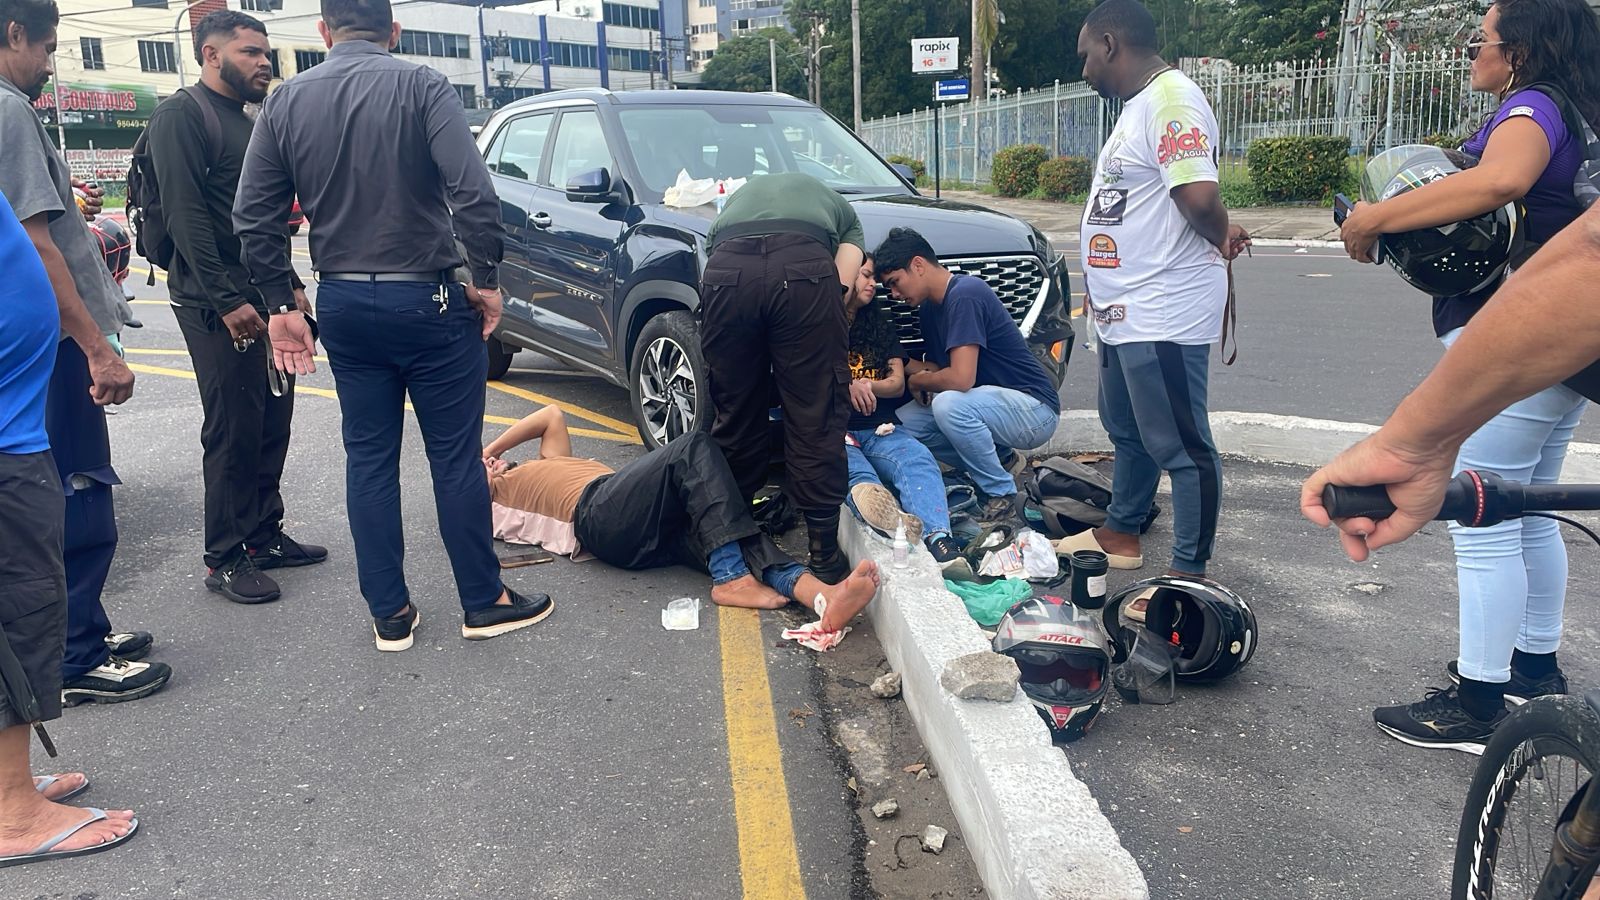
[487,380,642,443]
[129,265,165,283]
[125,362,637,443]
[719,606,806,899]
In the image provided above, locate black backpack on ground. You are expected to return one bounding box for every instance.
[1023,456,1160,538]
[126,86,224,284]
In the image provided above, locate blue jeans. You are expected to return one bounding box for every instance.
[895,386,1057,499]
[1441,327,1587,684]
[709,542,804,598]
[1098,341,1220,575]
[845,427,951,539]
[318,280,502,618]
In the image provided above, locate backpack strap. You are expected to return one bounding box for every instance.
[177,85,226,174]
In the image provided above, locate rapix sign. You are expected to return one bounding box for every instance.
[910,37,959,74]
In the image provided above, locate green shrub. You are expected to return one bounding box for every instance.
[887,154,926,180]
[1037,156,1093,200]
[1421,132,1469,150]
[990,144,1050,198]
[1218,170,1267,208]
[1244,136,1352,202]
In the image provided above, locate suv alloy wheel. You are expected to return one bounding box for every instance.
[629,310,711,449]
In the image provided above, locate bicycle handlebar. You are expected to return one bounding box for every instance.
[1322,471,1600,528]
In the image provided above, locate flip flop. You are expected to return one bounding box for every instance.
[0,808,139,869]
[1122,587,1158,624]
[1054,530,1143,570]
[33,774,90,803]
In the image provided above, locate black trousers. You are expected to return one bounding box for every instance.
[574,432,795,576]
[0,449,66,727]
[174,304,295,568]
[700,234,849,514]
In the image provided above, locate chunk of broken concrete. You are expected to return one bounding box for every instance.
[870,671,902,698]
[921,825,948,854]
[939,651,1020,702]
[871,798,899,819]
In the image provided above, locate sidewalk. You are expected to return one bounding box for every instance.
[939,190,1342,244]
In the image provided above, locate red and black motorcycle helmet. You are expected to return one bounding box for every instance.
[90,217,132,285]
[992,595,1112,743]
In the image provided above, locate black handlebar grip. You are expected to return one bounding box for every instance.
[1321,484,1397,520]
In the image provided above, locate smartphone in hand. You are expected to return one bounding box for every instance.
[1333,193,1354,226]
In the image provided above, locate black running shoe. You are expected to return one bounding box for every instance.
[62,657,173,707]
[205,554,281,605]
[1372,685,1507,754]
[103,631,153,661]
[462,588,554,640]
[374,605,421,653]
[1446,660,1568,706]
[254,532,329,570]
[927,535,975,580]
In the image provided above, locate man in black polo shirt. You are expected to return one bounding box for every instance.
[147,10,324,606]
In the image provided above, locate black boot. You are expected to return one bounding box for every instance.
[804,509,851,585]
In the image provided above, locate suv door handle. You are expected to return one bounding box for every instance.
[531,212,553,229]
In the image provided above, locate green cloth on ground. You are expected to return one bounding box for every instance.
[946,576,1033,627]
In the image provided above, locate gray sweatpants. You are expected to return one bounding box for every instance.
[1098,341,1221,574]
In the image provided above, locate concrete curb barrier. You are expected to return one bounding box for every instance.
[1037,408,1600,480]
[840,518,1148,900]
[1249,238,1343,249]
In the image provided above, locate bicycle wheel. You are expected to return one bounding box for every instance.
[1453,695,1600,900]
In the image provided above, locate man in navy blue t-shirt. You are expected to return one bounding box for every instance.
[873,227,1061,526]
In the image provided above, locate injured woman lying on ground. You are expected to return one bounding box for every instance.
[482,406,879,640]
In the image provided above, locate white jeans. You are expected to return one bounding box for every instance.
[1441,327,1588,683]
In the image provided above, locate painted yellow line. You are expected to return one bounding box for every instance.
[130,299,169,306]
[719,606,806,899]
[128,265,165,283]
[126,362,637,443]
[487,380,642,443]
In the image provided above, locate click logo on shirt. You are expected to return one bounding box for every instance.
[1157,120,1211,166]
[1087,189,1127,226]
[1086,233,1121,269]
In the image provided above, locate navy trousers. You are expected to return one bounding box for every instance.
[316,281,501,619]
[46,340,116,680]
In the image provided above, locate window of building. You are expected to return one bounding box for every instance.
[395,30,472,59]
[506,36,541,65]
[731,15,784,32]
[132,0,168,8]
[294,49,326,72]
[453,84,476,108]
[80,37,104,71]
[240,0,283,10]
[138,40,178,73]
[549,42,599,69]
[602,2,660,31]
[691,23,717,35]
[267,48,281,79]
[698,0,716,6]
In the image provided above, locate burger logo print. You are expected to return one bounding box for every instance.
[1086,233,1121,269]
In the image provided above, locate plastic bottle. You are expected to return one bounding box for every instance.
[892,522,909,569]
[714,181,727,214]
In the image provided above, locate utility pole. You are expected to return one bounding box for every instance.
[809,15,820,105]
[769,37,778,92]
[850,0,861,131]
[649,31,657,89]
[969,0,985,102]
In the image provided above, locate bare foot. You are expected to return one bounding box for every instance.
[0,798,135,858]
[33,773,87,802]
[710,574,788,610]
[1093,526,1142,558]
[816,560,880,631]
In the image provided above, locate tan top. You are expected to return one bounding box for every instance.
[489,457,614,555]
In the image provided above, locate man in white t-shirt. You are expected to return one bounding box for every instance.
[1056,0,1250,597]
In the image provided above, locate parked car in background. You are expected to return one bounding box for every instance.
[474,89,1074,448]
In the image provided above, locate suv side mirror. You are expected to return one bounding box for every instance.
[890,163,915,183]
[566,167,621,204]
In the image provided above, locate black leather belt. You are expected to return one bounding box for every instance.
[319,271,449,282]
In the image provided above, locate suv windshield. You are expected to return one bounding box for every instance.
[617,103,907,196]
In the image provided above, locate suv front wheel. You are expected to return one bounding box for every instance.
[629,310,711,450]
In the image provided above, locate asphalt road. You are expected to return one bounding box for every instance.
[1062,247,1600,446]
[0,243,915,900]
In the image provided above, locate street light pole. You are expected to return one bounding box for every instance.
[850,0,861,131]
[172,0,214,87]
[769,37,777,92]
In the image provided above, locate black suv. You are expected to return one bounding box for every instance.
[476,89,1073,448]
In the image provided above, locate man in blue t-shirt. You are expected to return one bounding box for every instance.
[873,227,1062,526]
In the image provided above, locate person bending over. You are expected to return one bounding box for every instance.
[483,407,879,632]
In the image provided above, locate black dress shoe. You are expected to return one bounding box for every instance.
[462,588,554,640]
[254,532,329,570]
[374,604,421,652]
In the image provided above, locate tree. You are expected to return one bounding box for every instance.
[699,28,809,96]
[971,0,999,97]
[1216,0,1344,64]
[786,0,967,121]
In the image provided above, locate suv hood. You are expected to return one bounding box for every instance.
[645,192,1050,260]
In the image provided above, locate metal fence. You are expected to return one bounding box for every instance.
[860,53,1493,184]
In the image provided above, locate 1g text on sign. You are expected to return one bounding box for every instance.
[910,37,960,75]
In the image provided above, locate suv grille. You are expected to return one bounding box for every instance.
[879,255,1047,347]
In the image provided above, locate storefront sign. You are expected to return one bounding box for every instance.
[33,82,160,129]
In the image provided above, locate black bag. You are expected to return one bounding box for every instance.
[126,87,223,283]
[751,486,797,537]
[1023,457,1159,538]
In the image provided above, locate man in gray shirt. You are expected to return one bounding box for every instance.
[0,0,172,705]
[235,0,553,651]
